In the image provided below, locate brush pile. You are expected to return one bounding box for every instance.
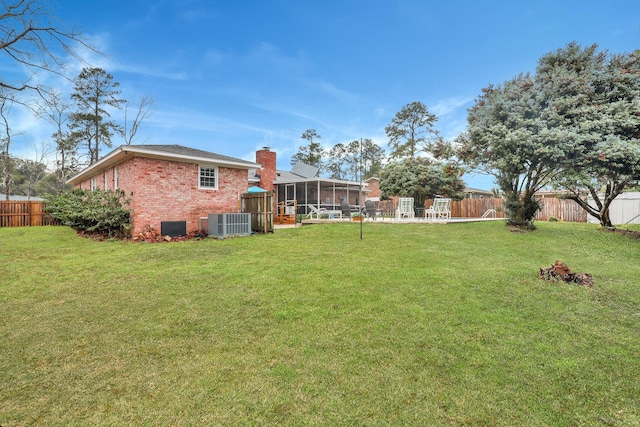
[132,225,207,242]
[539,261,594,287]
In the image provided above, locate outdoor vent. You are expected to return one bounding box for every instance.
[208,213,251,238]
[161,221,187,237]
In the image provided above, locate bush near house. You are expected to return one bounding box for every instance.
[45,189,132,238]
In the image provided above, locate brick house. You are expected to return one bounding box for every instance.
[364,177,381,199]
[67,145,259,236]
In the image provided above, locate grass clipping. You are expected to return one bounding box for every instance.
[539,260,594,287]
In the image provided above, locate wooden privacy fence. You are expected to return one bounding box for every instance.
[453,198,505,219]
[535,197,587,222]
[423,197,586,222]
[424,197,505,219]
[240,191,274,233]
[0,201,56,227]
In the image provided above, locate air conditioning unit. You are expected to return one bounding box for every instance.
[208,213,251,238]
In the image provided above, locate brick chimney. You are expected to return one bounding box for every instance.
[255,147,276,192]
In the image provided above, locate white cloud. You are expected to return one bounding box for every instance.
[78,32,189,81]
[148,106,272,137]
[114,63,189,81]
[203,48,226,66]
[67,32,115,73]
[243,42,306,73]
[306,80,359,102]
[431,95,474,117]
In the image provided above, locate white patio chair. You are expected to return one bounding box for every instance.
[425,198,451,221]
[395,197,415,220]
[307,205,327,219]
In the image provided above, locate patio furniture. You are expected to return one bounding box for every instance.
[307,204,327,219]
[425,198,451,221]
[364,200,377,221]
[396,197,415,220]
[482,208,496,218]
[341,201,352,219]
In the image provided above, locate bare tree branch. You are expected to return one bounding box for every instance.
[0,0,98,100]
[37,90,79,191]
[0,93,16,199]
[22,139,53,199]
[123,96,153,145]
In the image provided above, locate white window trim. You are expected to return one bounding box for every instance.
[198,164,218,190]
[114,166,119,189]
[90,177,97,190]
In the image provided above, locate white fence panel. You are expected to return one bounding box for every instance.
[587,192,640,225]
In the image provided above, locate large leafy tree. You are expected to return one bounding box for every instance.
[460,43,640,229]
[537,44,640,228]
[291,129,324,171]
[385,101,440,159]
[458,73,571,227]
[70,68,125,164]
[380,157,465,209]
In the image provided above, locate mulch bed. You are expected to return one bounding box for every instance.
[607,227,640,239]
[539,261,594,287]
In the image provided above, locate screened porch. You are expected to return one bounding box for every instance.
[275,178,368,217]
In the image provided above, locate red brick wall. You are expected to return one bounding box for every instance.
[256,148,276,192]
[365,177,381,199]
[75,156,248,236]
[318,188,360,205]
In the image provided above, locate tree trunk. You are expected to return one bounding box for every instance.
[566,181,627,228]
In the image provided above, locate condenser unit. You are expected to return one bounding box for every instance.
[207,213,251,238]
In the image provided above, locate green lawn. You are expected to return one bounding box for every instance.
[1,222,639,426]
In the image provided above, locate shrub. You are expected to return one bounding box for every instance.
[45,189,132,238]
[549,216,559,222]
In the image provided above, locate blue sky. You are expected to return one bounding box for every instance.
[8,0,640,189]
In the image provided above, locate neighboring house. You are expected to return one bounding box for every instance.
[67,144,259,236]
[533,189,572,199]
[464,187,494,199]
[364,177,381,200]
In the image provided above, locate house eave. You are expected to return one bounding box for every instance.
[274,176,365,187]
[67,145,260,186]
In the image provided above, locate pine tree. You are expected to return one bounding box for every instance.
[291,129,324,171]
[70,68,125,164]
[385,101,439,159]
